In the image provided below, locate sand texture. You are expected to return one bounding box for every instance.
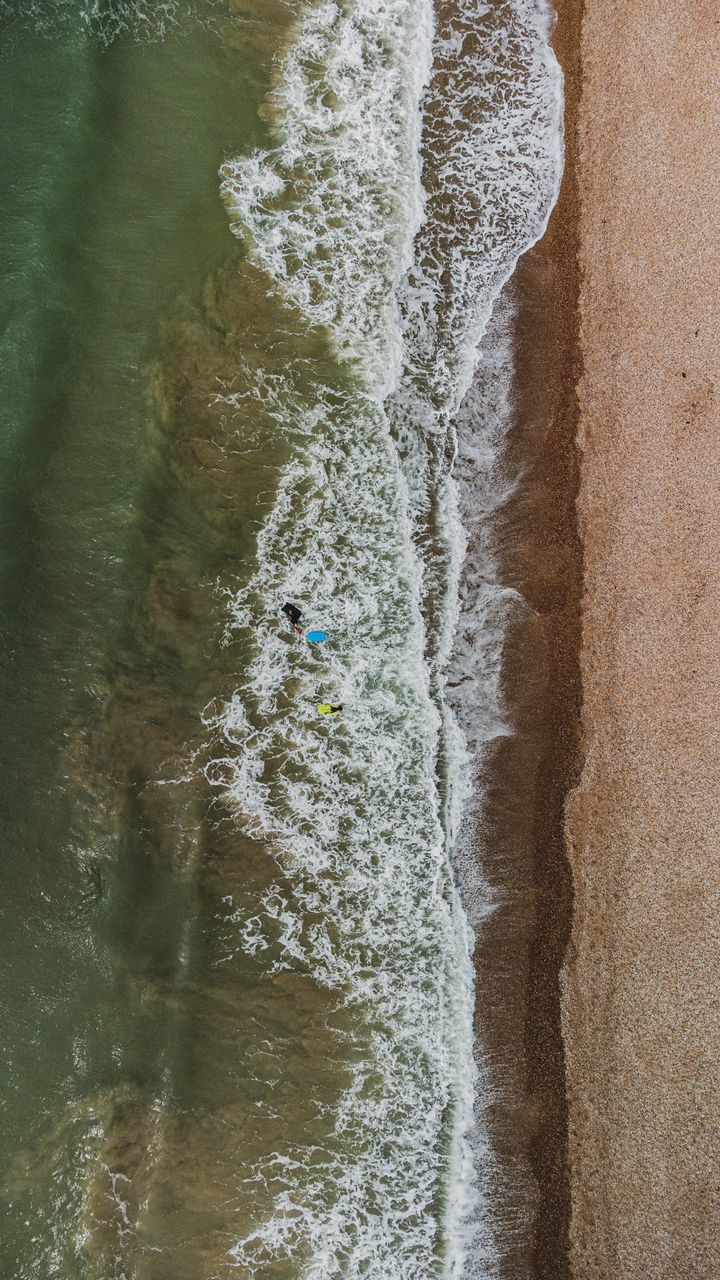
[562,1,720,1276]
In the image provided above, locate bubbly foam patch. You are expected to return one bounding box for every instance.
[399,0,564,417]
[0,0,225,44]
[220,0,434,391]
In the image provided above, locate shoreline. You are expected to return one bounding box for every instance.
[460,0,583,1272]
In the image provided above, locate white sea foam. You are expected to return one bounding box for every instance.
[2,0,223,44]
[220,0,434,392]
[385,3,563,1269]
[398,0,564,419]
[210,0,563,1274]
[203,373,476,1276]
[446,293,525,765]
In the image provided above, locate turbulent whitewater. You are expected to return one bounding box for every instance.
[214,0,564,1275]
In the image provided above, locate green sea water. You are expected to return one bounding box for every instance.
[1,7,436,1276]
[0,6,309,1274]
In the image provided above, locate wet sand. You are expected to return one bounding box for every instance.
[458,0,582,1273]
[561,1,720,1276]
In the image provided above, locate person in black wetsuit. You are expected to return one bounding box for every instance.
[281,601,303,635]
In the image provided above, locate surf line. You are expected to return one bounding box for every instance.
[209,0,564,1273]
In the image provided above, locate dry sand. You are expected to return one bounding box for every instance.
[561,1,720,1275]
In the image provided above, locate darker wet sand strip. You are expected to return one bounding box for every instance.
[461,0,583,1274]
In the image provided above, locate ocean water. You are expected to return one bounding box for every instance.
[0,1,562,1277]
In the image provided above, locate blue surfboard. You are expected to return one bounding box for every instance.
[306,630,327,643]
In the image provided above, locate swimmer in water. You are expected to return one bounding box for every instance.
[317,703,343,716]
[281,601,304,635]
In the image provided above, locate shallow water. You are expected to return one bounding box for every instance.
[0,1,562,1276]
[0,6,278,1274]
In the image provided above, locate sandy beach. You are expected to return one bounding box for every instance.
[469,1,719,1274]
[561,1,720,1275]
